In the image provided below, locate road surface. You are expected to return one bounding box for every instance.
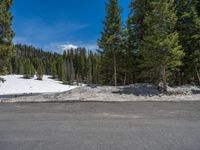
[0,102,200,150]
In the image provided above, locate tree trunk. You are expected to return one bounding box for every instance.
[161,66,167,92]
[123,72,127,86]
[76,74,79,86]
[177,71,182,86]
[113,53,117,86]
[195,66,200,85]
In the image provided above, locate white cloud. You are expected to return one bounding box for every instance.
[42,42,98,54]
[60,44,78,51]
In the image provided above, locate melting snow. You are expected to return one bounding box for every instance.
[0,75,77,95]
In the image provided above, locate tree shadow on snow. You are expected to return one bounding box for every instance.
[191,89,200,94]
[87,84,99,89]
[112,84,160,97]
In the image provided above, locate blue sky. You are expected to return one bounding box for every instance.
[12,0,130,53]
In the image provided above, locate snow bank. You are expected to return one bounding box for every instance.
[54,84,200,102]
[2,84,200,103]
[168,85,200,95]
[0,75,77,95]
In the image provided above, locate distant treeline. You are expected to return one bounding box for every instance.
[9,44,101,84]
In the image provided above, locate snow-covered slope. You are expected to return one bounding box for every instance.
[0,75,77,95]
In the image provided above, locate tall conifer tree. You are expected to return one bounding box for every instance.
[98,0,122,86]
[140,0,184,91]
[37,63,44,80]
[127,0,150,83]
[0,0,14,74]
[176,0,200,84]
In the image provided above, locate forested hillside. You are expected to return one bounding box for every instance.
[9,44,101,85]
[1,0,200,90]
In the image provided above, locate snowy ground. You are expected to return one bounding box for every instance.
[0,75,77,95]
[1,83,200,102]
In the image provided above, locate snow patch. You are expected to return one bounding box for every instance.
[0,75,77,95]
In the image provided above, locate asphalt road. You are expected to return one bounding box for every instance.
[0,102,200,150]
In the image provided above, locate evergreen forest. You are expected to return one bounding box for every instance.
[1,0,200,91]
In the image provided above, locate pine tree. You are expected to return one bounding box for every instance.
[57,58,65,82]
[68,49,75,84]
[98,0,123,86]
[18,59,24,75]
[176,0,200,85]
[87,52,93,84]
[69,58,75,84]
[0,0,15,74]
[8,62,12,74]
[23,59,33,79]
[120,28,129,85]
[30,63,35,78]
[51,61,57,79]
[127,0,149,83]
[94,54,101,84]
[140,0,184,91]
[10,57,17,74]
[79,48,85,82]
[37,63,44,80]
[63,59,70,84]
[196,0,200,15]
